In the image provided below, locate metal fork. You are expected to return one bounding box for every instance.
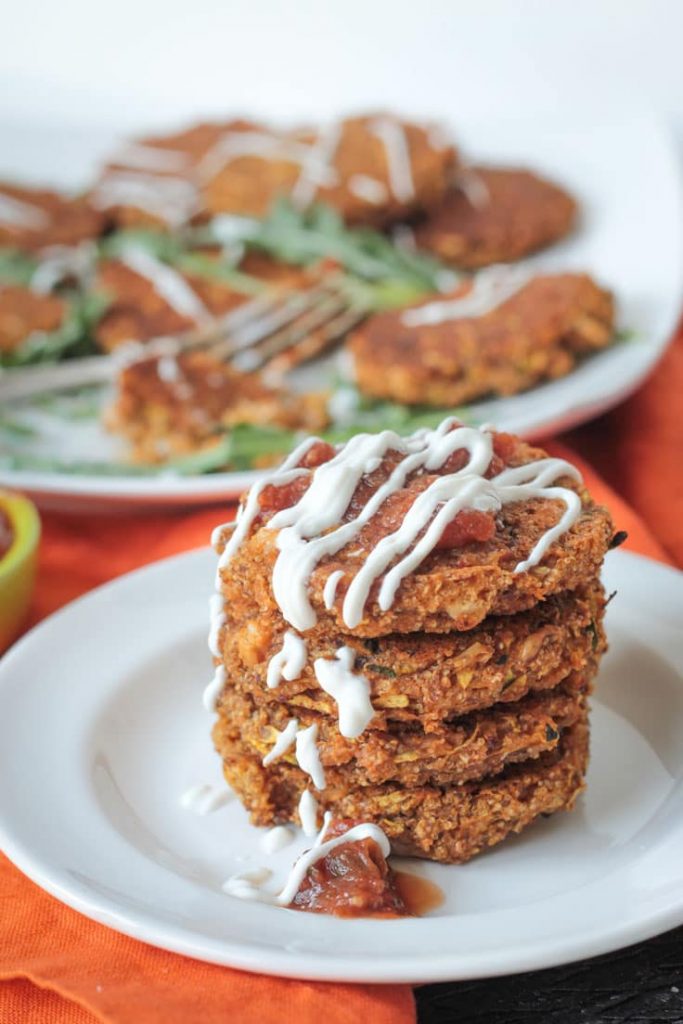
[0,277,367,403]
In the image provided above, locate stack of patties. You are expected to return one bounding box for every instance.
[209,419,615,864]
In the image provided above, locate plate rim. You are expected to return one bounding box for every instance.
[1,548,683,982]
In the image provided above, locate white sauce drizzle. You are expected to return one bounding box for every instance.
[401,265,530,327]
[30,242,96,293]
[119,248,211,324]
[91,172,197,225]
[203,664,226,712]
[260,825,295,853]
[180,783,232,815]
[295,724,326,790]
[323,569,344,609]
[298,790,320,836]
[290,123,342,208]
[211,519,236,550]
[110,143,191,173]
[157,354,181,382]
[0,193,49,230]
[262,718,299,766]
[369,118,415,202]
[457,167,491,210]
[426,121,452,151]
[222,419,582,634]
[262,719,326,790]
[348,174,388,205]
[216,435,318,572]
[266,630,307,689]
[208,594,226,657]
[197,130,340,187]
[223,818,388,907]
[313,647,374,738]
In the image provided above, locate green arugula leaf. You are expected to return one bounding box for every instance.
[0,248,39,287]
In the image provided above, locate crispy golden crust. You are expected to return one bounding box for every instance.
[0,286,67,353]
[221,583,606,730]
[214,668,591,789]
[217,432,614,637]
[0,183,104,253]
[200,115,457,226]
[218,720,589,863]
[415,167,577,269]
[104,350,329,464]
[348,273,615,407]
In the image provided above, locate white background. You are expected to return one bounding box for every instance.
[1,0,683,150]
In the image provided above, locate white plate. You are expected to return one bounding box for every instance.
[0,548,682,982]
[0,110,681,510]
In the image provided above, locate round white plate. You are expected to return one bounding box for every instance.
[0,110,681,511]
[0,548,682,983]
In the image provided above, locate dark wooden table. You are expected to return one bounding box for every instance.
[415,926,683,1023]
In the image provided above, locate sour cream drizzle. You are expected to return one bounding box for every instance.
[208,594,226,657]
[323,569,344,609]
[348,174,388,205]
[266,630,307,689]
[30,242,97,293]
[262,718,326,790]
[0,193,49,230]
[290,123,342,208]
[91,172,197,225]
[218,419,583,634]
[110,143,192,173]
[203,664,226,712]
[370,118,415,202]
[180,783,232,815]
[295,724,326,790]
[260,825,295,853]
[262,718,299,766]
[313,647,374,738]
[119,247,211,323]
[298,789,320,836]
[456,167,491,209]
[401,265,530,327]
[198,130,339,187]
[224,816,388,907]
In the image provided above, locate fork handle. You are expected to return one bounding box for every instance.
[0,355,118,402]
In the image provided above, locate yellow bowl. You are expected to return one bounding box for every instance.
[0,492,41,654]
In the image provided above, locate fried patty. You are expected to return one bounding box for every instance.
[93,251,313,351]
[216,430,614,638]
[105,349,329,463]
[200,114,456,227]
[0,183,104,253]
[218,719,589,863]
[348,273,615,407]
[414,167,577,269]
[220,582,606,730]
[214,667,590,789]
[92,121,228,230]
[0,285,67,355]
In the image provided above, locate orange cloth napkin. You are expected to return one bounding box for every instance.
[1,329,681,1023]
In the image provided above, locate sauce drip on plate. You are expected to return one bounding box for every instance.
[290,819,444,918]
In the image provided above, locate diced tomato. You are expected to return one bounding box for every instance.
[257,477,309,515]
[297,441,336,469]
[435,508,496,549]
[492,432,519,464]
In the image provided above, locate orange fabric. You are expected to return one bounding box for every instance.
[564,325,683,566]
[2,327,682,1023]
